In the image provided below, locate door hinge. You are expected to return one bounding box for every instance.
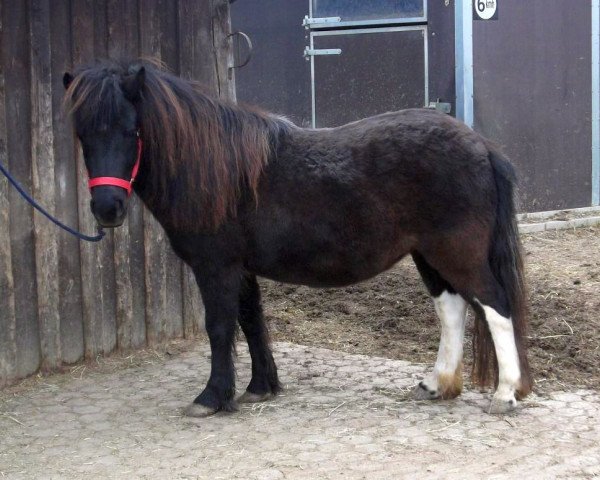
[302,15,341,29]
[303,47,342,59]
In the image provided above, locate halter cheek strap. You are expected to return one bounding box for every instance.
[88,136,143,197]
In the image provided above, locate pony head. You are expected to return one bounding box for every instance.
[63,63,145,228]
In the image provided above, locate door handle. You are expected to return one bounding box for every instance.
[303,47,342,59]
[302,15,341,28]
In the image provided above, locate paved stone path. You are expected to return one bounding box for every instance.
[0,342,598,479]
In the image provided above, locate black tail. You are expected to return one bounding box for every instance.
[473,146,532,398]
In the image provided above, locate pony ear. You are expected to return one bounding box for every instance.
[63,72,74,90]
[122,65,146,101]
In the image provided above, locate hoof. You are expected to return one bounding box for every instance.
[488,396,517,414]
[237,391,275,404]
[183,403,218,418]
[413,382,440,401]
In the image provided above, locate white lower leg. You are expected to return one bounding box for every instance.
[419,291,467,399]
[480,304,521,411]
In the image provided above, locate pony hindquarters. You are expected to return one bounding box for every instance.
[413,149,531,413]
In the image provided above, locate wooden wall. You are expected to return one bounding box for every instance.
[0,0,234,386]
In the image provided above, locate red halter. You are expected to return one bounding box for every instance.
[88,136,142,197]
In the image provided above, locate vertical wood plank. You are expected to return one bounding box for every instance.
[93,0,108,57]
[178,0,216,85]
[107,0,147,350]
[2,0,41,378]
[51,0,85,365]
[159,0,183,338]
[30,0,61,370]
[95,0,120,355]
[139,0,166,345]
[211,0,236,101]
[0,1,18,386]
[177,0,210,335]
[140,0,184,345]
[71,0,118,358]
[182,267,205,336]
[160,0,179,73]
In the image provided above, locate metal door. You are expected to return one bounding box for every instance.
[231,1,455,128]
[303,0,456,127]
[308,26,428,127]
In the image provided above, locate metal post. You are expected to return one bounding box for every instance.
[455,0,473,128]
[592,0,600,205]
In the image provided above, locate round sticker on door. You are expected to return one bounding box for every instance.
[474,0,497,20]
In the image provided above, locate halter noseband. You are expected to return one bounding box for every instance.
[88,133,142,197]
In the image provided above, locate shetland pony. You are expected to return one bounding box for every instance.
[63,60,532,417]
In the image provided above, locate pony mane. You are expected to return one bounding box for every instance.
[64,58,292,232]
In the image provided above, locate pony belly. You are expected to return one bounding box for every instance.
[250,249,408,288]
[259,270,370,289]
[247,222,415,288]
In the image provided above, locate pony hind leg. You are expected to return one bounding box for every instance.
[412,253,468,400]
[422,251,530,414]
[237,274,281,403]
[472,289,526,414]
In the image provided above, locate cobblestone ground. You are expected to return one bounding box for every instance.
[1,342,599,479]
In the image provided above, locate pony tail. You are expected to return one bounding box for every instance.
[473,147,532,397]
[472,312,497,390]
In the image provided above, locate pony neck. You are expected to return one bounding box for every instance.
[129,68,291,232]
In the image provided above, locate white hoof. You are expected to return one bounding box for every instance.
[488,395,517,414]
[413,381,440,400]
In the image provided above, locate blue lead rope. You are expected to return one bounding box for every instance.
[0,161,105,242]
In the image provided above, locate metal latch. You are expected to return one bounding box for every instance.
[427,99,452,114]
[302,15,341,28]
[303,46,342,59]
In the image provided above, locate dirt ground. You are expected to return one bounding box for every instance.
[263,226,600,392]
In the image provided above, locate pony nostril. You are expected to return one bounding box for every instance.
[91,197,125,226]
[99,204,118,220]
[114,198,124,217]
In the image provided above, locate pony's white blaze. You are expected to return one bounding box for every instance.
[480,304,521,405]
[420,291,467,397]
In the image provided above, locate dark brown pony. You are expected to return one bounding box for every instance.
[63,59,532,417]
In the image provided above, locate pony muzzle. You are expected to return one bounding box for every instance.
[90,186,128,228]
[87,136,142,228]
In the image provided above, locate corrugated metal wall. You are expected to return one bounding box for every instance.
[0,0,234,386]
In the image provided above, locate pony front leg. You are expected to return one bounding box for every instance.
[237,274,281,403]
[184,268,241,418]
